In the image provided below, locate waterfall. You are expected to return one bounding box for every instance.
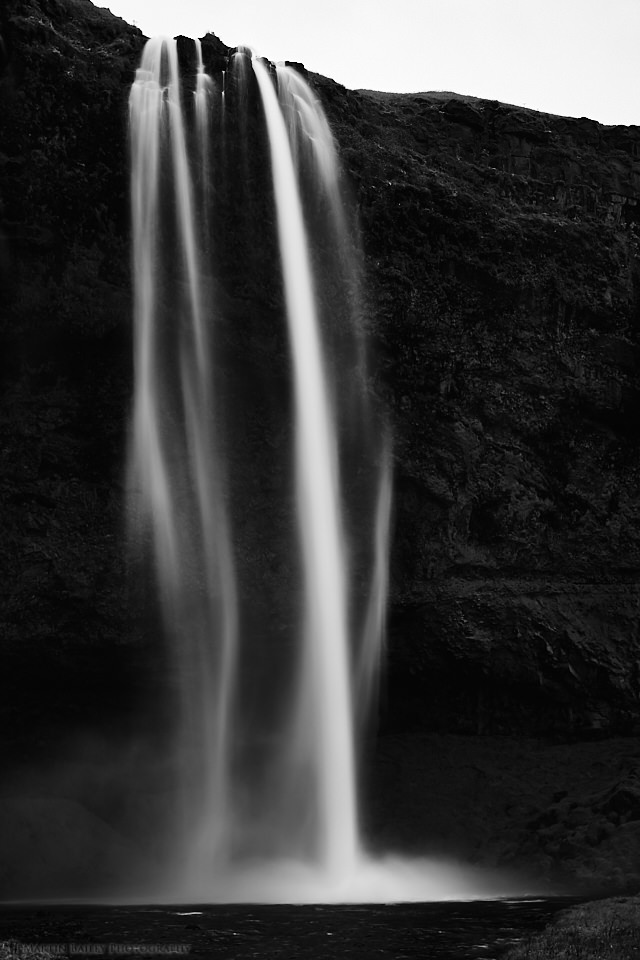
[127,37,509,904]
[128,38,387,899]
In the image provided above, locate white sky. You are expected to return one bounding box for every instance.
[103,0,639,126]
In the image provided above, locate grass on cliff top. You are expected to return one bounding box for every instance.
[504,895,640,959]
[356,88,561,117]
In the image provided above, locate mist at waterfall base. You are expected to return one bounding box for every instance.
[125,36,525,904]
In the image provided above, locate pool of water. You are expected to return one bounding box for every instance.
[0,898,587,959]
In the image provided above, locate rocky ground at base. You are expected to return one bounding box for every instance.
[502,893,640,959]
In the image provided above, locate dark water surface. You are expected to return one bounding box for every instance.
[0,898,588,959]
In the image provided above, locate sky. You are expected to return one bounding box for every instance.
[103,0,639,126]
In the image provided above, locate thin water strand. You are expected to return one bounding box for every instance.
[277,65,392,722]
[128,43,176,579]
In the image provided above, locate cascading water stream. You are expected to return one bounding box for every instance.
[128,36,239,890]
[128,37,516,903]
[194,40,213,233]
[275,65,393,719]
[252,58,358,880]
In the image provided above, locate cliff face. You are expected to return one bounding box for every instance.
[314,82,640,737]
[2,0,640,754]
[0,0,145,759]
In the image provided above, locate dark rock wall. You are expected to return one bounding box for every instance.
[2,0,640,756]
[0,0,145,757]
[314,82,640,737]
